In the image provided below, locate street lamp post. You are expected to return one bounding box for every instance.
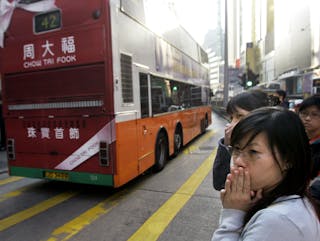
[223,0,229,107]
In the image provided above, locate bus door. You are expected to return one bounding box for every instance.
[136,69,154,173]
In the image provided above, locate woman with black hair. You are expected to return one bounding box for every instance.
[212,107,320,241]
[212,90,269,190]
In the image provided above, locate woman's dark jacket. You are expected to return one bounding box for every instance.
[212,138,231,191]
[310,141,320,200]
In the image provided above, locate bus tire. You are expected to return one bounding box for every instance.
[205,114,209,128]
[153,131,168,172]
[200,118,206,133]
[173,126,183,157]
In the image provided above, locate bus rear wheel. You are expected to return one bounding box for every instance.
[153,132,168,172]
[201,115,208,134]
[173,127,183,157]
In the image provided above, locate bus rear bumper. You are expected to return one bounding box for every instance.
[9,166,114,186]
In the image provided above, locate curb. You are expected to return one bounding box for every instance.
[212,107,229,121]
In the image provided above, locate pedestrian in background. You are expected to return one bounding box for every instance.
[298,95,320,200]
[212,90,269,190]
[274,89,289,108]
[212,107,320,241]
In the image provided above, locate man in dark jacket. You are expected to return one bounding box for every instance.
[299,95,320,200]
[275,89,289,108]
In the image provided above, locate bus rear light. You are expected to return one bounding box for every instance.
[7,139,16,160]
[99,141,109,166]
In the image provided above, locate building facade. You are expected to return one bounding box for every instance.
[231,0,320,98]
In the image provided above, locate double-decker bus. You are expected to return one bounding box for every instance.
[0,0,211,187]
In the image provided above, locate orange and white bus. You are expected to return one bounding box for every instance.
[0,0,212,187]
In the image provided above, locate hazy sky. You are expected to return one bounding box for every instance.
[173,0,219,44]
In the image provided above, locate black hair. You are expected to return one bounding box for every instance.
[276,89,287,99]
[226,90,269,115]
[230,107,320,223]
[299,95,320,112]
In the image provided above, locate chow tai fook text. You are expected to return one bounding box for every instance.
[27,127,80,140]
[23,35,77,69]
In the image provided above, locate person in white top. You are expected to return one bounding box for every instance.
[212,107,320,241]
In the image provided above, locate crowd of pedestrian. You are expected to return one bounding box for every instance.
[212,90,320,240]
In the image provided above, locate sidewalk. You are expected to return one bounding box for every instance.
[212,105,229,121]
[0,150,8,174]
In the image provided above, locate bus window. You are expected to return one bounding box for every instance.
[139,73,149,118]
[151,76,168,114]
[191,86,202,106]
[121,53,133,103]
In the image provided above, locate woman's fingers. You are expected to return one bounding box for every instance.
[220,189,226,201]
[232,167,247,194]
[243,170,251,194]
[221,168,257,211]
[225,174,232,193]
[237,168,245,193]
[221,180,231,208]
[224,123,235,145]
